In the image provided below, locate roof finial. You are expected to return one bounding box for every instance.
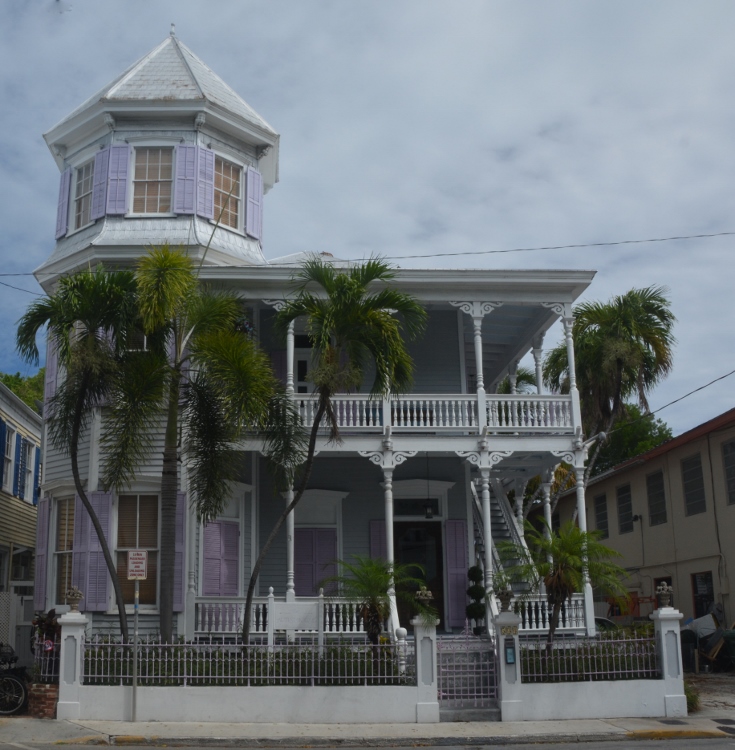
[170,23,176,37]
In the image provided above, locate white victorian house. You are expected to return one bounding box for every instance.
[33,32,597,642]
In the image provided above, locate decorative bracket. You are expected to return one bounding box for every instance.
[359,448,417,470]
[450,301,503,318]
[550,450,575,465]
[456,449,513,468]
[262,299,287,311]
[540,301,567,317]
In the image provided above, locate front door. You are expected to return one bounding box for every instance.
[393,521,444,630]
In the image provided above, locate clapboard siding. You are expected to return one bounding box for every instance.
[44,429,90,485]
[97,415,166,482]
[407,311,462,393]
[256,458,287,595]
[0,494,37,548]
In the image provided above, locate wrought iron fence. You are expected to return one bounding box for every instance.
[520,632,660,683]
[32,636,59,683]
[437,631,497,708]
[81,636,416,687]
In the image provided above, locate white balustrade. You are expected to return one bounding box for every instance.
[513,593,586,633]
[390,395,479,429]
[296,394,383,432]
[486,394,573,432]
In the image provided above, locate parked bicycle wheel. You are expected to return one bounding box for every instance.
[0,675,27,715]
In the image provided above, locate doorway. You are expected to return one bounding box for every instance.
[393,521,444,630]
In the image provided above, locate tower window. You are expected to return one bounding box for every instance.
[74,160,94,230]
[133,147,173,214]
[214,156,241,229]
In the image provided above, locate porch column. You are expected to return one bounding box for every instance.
[383,468,395,568]
[563,310,583,434]
[285,487,295,601]
[541,475,553,540]
[508,360,518,394]
[479,468,492,592]
[574,464,596,636]
[532,335,544,395]
[285,321,295,397]
[514,479,526,530]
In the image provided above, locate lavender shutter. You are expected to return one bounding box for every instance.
[174,145,197,214]
[445,519,468,628]
[220,522,239,597]
[315,529,337,594]
[12,435,22,497]
[369,520,387,560]
[71,495,90,600]
[173,491,187,611]
[55,168,71,239]
[202,522,222,596]
[34,497,50,611]
[106,144,130,215]
[32,446,41,506]
[245,168,263,240]
[294,529,315,596]
[90,147,110,220]
[0,420,5,489]
[85,493,112,611]
[196,147,215,220]
[270,351,287,385]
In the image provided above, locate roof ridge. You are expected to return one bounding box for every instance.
[169,35,204,100]
[106,36,171,100]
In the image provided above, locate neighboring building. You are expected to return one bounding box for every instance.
[33,32,597,639]
[557,407,735,625]
[0,380,41,664]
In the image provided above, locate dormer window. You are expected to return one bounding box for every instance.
[214,156,241,229]
[133,147,173,214]
[74,160,94,230]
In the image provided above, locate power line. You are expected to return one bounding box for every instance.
[0,280,43,296]
[1,229,734,275]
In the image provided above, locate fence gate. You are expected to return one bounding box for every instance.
[437,631,497,710]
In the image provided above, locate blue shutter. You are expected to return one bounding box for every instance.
[245,167,263,240]
[0,420,5,489]
[32,446,41,506]
[196,147,215,220]
[90,147,110,220]
[34,497,50,611]
[12,434,21,497]
[174,145,197,214]
[55,168,71,239]
[106,144,130,215]
[16,438,27,500]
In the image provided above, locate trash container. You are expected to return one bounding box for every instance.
[681,629,697,672]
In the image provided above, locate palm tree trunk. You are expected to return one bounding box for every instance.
[242,397,327,644]
[71,375,129,643]
[159,370,180,643]
[546,599,562,653]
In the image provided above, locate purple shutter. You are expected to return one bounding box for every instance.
[445,519,468,628]
[270,350,287,385]
[90,147,110,220]
[202,522,222,596]
[315,529,337,594]
[32,446,41,506]
[174,145,197,214]
[71,495,90,599]
[294,529,315,597]
[34,497,50,611]
[245,168,263,240]
[85,492,113,611]
[196,147,215,220]
[44,338,58,408]
[220,522,239,597]
[55,168,71,239]
[0,421,5,489]
[106,144,130,215]
[173,491,187,611]
[369,520,387,560]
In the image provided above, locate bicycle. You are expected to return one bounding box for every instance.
[0,643,28,715]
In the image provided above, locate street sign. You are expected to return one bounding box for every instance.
[127,550,148,580]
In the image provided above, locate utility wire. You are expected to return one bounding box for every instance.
[0,279,43,296]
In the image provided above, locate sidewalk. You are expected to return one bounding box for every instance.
[2,710,734,747]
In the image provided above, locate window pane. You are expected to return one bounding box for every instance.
[214,156,241,229]
[117,495,138,547]
[133,148,173,213]
[617,484,633,534]
[681,454,706,515]
[56,553,73,604]
[723,440,735,505]
[57,498,75,552]
[137,496,158,548]
[594,494,608,538]
[646,471,667,526]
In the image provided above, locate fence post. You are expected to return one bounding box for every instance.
[650,606,687,717]
[494,610,523,721]
[411,617,440,723]
[56,611,88,720]
[267,587,275,649]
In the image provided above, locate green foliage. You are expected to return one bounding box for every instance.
[0,369,45,412]
[467,565,484,584]
[496,366,537,395]
[685,678,701,712]
[591,404,673,476]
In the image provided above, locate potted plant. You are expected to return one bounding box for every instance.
[466,565,487,635]
[492,568,514,613]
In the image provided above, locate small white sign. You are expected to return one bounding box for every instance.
[127,550,148,580]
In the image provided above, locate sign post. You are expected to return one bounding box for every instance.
[127,550,147,722]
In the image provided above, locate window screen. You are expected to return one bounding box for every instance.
[723,440,735,505]
[617,484,634,534]
[681,454,706,516]
[646,471,667,526]
[594,494,608,538]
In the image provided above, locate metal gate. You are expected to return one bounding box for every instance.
[0,591,34,667]
[437,630,498,708]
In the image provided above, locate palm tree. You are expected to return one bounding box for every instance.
[101,245,286,643]
[241,256,427,643]
[544,286,675,481]
[496,365,537,394]
[498,521,629,648]
[319,556,436,645]
[17,268,139,641]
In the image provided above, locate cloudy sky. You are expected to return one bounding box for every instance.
[0,0,733,436]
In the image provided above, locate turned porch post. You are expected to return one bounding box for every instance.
[532,334,544,395]
[479,468,492,591]
[508,360,518,395]
[563,309,583,435]
[574,463,596,635]
[285,320,295,397]
[285,486,295,601]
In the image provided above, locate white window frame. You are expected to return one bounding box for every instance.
[23,440,35,502]
[73,158,95,231]
[214,154,243,231]
[3,427,15,493]
[53,496,75,606]
[130,145,175,217]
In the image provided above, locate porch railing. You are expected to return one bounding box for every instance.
[293,393,572,434]
[513,593,586,634]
